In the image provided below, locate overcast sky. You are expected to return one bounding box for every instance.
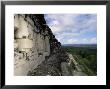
[44,14,97,44]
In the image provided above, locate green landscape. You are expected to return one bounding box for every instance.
[62,44,97,76]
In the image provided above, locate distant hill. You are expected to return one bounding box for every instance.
[62,44,97,48]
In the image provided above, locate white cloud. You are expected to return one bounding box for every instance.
[81,38,97,44]
[45,14,77,26]
[45,14,78,34]
[66,38,97,44]
[90,37,97,44]
[56,36,63,42]
[82,38,88,43]
[49,26,62,33]
[67,39,78,44]
[44,14,97,44]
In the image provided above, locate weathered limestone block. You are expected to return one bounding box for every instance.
[15,16,29,38]
[37,34,45,53]
[44,36,50,56]
[27,24,34,40]
[61,62,71,76]
[14,40,18,49]
[14,14,59,76]
[28,50,38,61]
[14,60,30,76]
[16,39,33,52]
[14,15,19,28]
[26,16,34,27]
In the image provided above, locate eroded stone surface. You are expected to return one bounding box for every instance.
[14,14,62,76]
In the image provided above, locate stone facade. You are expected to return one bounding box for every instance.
[14,14,61,76]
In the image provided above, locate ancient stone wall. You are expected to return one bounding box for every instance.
[14,14,61,76]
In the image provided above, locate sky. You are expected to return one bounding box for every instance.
[44,14,97,45]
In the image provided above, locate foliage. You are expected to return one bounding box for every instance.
[62,45,97,75]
